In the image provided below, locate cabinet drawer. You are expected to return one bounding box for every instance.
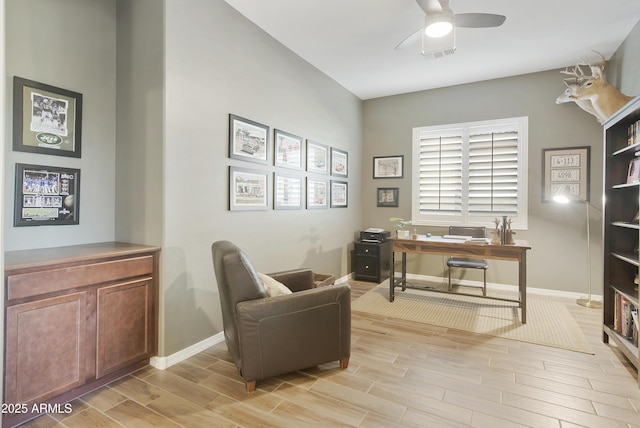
[7,255,154,301]
[355,257,380,277]
[355,243,379,257]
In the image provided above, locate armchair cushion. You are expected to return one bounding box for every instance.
[257,273,292,297]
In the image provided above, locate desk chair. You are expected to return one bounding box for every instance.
[447,226,489,296]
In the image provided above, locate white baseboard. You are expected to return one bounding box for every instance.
[150,332,225,370]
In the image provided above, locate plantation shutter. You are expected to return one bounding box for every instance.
[468,128,519,216]
[417,131,463,215]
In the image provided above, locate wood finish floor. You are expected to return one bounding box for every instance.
[19,280,640,427]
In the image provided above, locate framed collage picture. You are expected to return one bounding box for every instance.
[14,163,80,226]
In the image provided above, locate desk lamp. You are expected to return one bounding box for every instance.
[553,185,602,308]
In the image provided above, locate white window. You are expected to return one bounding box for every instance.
[411,117,528,229]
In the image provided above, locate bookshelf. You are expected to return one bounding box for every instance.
[602,96,640,387]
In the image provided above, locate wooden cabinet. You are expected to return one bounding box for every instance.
[602,96,640,387]
[3,242,160,427]
[354,241,390,283]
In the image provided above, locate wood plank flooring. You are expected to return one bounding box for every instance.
[19,280,640,427]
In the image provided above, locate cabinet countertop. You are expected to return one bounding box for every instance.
[5,241,161,272]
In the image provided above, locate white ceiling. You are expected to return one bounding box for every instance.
[224,0,640,100]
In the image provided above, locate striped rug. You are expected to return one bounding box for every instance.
[352,281,593,354]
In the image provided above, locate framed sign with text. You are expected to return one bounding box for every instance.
[542,146,590,202]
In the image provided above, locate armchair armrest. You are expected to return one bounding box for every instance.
[268,268,314,292]
[235,284,351,382]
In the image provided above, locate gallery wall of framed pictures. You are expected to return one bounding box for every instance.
[228,113,349,211]
[11,76,83,227]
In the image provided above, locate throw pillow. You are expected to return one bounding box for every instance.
[257,273,292,297]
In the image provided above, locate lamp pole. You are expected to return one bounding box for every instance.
[577,201,602,308]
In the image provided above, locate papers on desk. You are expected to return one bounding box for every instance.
[365,228,386,233]
[440,235,491,244]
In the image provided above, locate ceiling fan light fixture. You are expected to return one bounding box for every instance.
[424,9,453,38]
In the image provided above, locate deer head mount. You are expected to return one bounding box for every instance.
[555,52,633,124]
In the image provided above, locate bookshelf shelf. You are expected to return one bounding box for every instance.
[603,96,640,387]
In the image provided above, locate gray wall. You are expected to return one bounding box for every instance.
[5,0,116,250]
[362,70,604,294]
[160,0,362,355]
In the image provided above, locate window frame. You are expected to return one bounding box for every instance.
[411,116,528,230]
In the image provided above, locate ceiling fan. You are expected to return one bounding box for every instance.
[395,0,506,50]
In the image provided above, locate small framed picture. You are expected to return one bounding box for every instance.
[331,148,348,177]
[274,129,304,170]
[377,187,399,207]
[373,155,404,178]
[14,163,80,226]
[229,166,271,211]
[13,76,83,158]
[627,158,640,184]
[306,140,329,174]
[330,180,348,208]
[229,114,270,164]
[307,178,328,209]
[274,173,304,210]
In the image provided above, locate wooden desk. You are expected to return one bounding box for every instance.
[390,237,531,323]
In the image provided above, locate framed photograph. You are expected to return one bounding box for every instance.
[13,76,82,158]
[331,148,348,177]
[377,187,399,207]
[307,178,328,209]
[229,114,270,164]
[274,173,304,210]
[542,146,590,202]
[274,129,304,170]
[229,166,271,211]
[14,163,80,226]
[306,140,329,174]
[330,180,348,208]
[627,158,640,184]
[373,155,404,178]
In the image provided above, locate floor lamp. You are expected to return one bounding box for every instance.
[553,185,602,308]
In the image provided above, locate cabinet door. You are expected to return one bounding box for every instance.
[96,277,155,378]
[5,292,88,404]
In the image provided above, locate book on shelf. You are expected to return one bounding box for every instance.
[628,158,640,184]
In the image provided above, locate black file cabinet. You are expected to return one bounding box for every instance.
[354,240,390,283]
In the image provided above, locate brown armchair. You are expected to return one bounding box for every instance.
[211,240,351,391]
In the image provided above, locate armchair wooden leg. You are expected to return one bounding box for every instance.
[340,357,349,369]
[246,381,256,392]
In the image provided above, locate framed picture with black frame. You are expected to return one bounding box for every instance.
[377,187,399,207]
[14,163,80,226]
[373,155,403,178]
[13,76,83,158]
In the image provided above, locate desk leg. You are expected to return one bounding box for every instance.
[520,251,527,324]
[401,252,407,291]
[390,249,395,302]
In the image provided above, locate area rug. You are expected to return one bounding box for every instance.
[352,281,593,354]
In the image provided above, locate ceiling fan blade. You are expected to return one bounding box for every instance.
[395,27,423,50]
[416,0,442,15]
[454,13,506,28]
